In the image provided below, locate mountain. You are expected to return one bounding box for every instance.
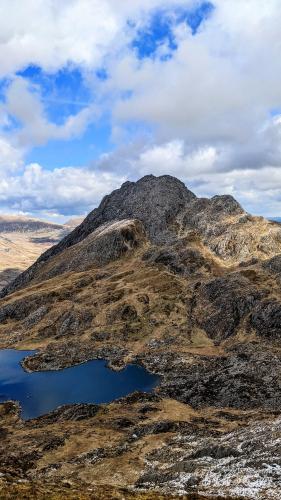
[269,217,281,223]
[0,175,281,499]
[2,175,281,297]
[64,216,85,228]
[0,215,79,291]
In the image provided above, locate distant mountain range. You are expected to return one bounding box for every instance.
[0,214,83,290]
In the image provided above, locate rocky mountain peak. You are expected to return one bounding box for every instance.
[92,174,196,234]
[0,175,196,296]
[38,174,197,262]
[210,194,244,215]
[2,174,281,298]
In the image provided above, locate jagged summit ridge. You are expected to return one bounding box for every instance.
[2,173,281,298]
[0,175,196,296]
[41,174,196,259]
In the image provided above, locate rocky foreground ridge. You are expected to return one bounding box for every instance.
[0,175,281,499]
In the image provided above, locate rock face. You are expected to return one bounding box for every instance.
[0,268,21,290]
[194,273,265,343]
[15,219,146,287]
[43,174,196,249]
[263,254,281,274]
[1,174,281,499]
[159,343,281,410]
[2,174,281,297]
[1,175,195,296]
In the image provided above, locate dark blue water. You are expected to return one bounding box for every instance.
[0,350,158,420]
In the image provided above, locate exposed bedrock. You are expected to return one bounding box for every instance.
[1,218,146,295]
[1,175,281,498]
[158,344,281,410]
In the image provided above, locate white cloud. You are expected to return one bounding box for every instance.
[0,0,281,218]
[0,136,23,173]
[0,162,125,216]
[0,0,116,75]
[4,76,96,148]
[0,0,195,76]
[1,137,281,220]
[109,0,281,173]
[96,139,281,216]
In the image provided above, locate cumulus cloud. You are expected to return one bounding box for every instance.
[4,76,97,148]
[0,136,23,173]
[0,162,125,216]
[0,0,281,218]
[96,139,281,216]
[2,138,281,219]
[110,1,281,170]
[0,0,195,76]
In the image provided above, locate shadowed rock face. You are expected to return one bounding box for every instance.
[263,254,281,274]
[3,174,281,299]
[0,268,21,291]
[40,174,196,256]
[20,219,147,287]
[1,175,195,297]
[159,343,281,410]
[250,299,281,339]
[194,274,266,343]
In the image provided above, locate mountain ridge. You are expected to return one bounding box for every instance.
[2,174,281,298]
[0,214,63,233]
[0,175,281,498]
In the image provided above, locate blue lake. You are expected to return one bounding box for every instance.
[0,350,159,420]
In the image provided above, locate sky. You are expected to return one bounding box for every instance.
[0,0,281,221]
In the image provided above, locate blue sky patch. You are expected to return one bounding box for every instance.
[26,119,113,169]
[17,65,92,125]
[3,64,115,170]
[270,107,281,117]
[132,2,214,59]
[96,68,108,81]
[186,2,214,34]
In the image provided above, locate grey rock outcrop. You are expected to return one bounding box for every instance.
[194,274,265,342]
[159,343,281,410]
[2,174,281,298]
[263,254,281,274]
[250,299,281,339]
[0,268,21,291]
[1,175,195,297]
[1,219,146,294]
[40,174,196,256]
[183,194,244,237]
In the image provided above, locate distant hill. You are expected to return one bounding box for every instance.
[269,217,281,223]
[0,215,82,290]
[64,216,85,228]
[0,214,63,233]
